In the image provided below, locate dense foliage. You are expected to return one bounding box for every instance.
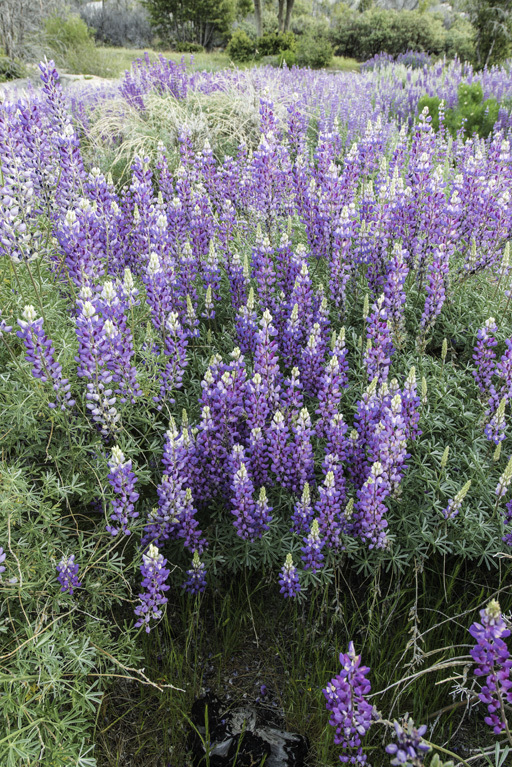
[332,8,475,63]
[1,53,512,765]
[418,82,500,139]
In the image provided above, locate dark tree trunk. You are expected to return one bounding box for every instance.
[254,0,262,37]
[278,0,285,32]
[283,0,295,32]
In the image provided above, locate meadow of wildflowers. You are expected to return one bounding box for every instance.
[0,54,512,765]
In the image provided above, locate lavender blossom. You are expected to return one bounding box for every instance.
[183,550,207,595]
[0,547,5,574]
[134,544,170,633]
[278,553,301,598]
[17,305,74,410]
[385,715,431,767]
[323,642,374,764]
[57,555,82,595]
[301,519,325,572]
[473,318,498,396]
[105,446,139,536]
[469,599,512,734]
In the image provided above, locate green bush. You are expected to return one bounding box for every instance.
[332,9,447,61]
[278,48,297,67]
[44,14,97,72]
[296,32,333,69]
[418,82,500,138]
[444,16,475,62]
[174,41,205,53]
[0,57,26,82]
[257,31,296,56]
[226,28,256,63]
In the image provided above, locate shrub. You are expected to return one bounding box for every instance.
[257,31,296,57]
[44,13,97,72]
[332,9,447,61]
[80,6,153,48]
[226,28,256,63]
[0,57,25,82]
[174,41,205,53]
[278,48,297,67]
[296,32,333,69]
[444,16,476,62]
[418,82,500,138]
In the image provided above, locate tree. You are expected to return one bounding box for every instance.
[254,0,262,36]
[0,0,62,59]
[465,0,512,67]
[142,0,236,48]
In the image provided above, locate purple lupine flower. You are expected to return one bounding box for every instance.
[299,323,326,397]
[254,487,272,537]
[99,280,141,403]
[323,642,374,764]
[354,461,389,549]
[0,547,6,574]
[473,318,498,396]
[325,413,349,500]
[290,407,315,494]
[231,463,258,541]
[235,287,258,355]
[0,310,13,336]
[246,373,270,430]
[420,246,449,335]
[17,305,75,410]
[183,550,207,595]
[134,544,170,633]
[331,328,349,389]
[316,356,343,437]
[281,367,304,413]
[485,396,508,445]
[254,309,281,412]
[383,244,409,345]
[291,482,314,534]
[154,311,188,406]
[105,446,139,536]
[469,599,512,734]
[248,426,270,487]
[385,715,431,767]
[268,410,294,490]
[301,519,324,572]
[57,555,82,595]
[316,470,343,550]
[279,553,301,598]
[364,295,394,385]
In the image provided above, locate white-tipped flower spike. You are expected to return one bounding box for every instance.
[301,482,310,504]
[440,446,450,471]
[344,498,354,520]
[103,319,117,339]
[148,252,160,276]
[363,294,369,320]
[421,376,428,404]
[496,455,512,498]
[499,242,510,278]
[22,305,38,323]
[243,253,250,279]
[494,443,502,462]
[441,338,448,363]
[443,479,472,520]
[82,301,96,319]
[110,445,126,466]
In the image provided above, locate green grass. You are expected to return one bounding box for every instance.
[39,43,360,79]
[329,56,360,72]
[94,559,510,766]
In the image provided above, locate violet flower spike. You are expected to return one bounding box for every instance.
[279,553,301,598]
[134,544,170,633]
[57,554,82,595]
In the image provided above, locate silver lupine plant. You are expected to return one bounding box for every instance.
[1,54,512,762]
